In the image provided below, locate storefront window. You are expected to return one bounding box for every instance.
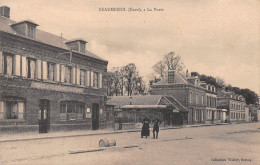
[60,101,84,121]
[0,99,24,120]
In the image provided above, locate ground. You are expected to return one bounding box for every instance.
[0,123,259,165]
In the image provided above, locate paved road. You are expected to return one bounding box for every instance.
[0,123,259,165]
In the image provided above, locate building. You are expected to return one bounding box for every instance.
[107,95,188,130]
[0,6,112,133]
[217,91,247,123]
[149,70,222,125]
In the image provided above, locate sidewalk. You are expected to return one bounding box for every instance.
[0,123,229,143]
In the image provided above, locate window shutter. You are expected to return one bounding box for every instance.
[77,67,80,85]
[21,56,27,77]
[18,102,24,119]
[55,64,60,82]
[60,65,65,82]
[72,67,76,84]
[36,60,42,79]
[84,71,88,86]
[90,71,94,87]
[0,51,3,74]
[42,61,47,80]
[0,101,4,119]
[86,71,90,86]
[14,55,21,76]
[99,73,102,88]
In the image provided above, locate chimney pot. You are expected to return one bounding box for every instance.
[0,6,10,18]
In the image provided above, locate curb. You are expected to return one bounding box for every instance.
[0,123,232,143]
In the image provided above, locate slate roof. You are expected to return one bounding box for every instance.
[107,95,163,108]
[153,73,188,86]
[0,16,106,62]
[107,95,188,113]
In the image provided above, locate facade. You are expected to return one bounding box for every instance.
[149,70,223,125]
[107,95,188,130]
[0,6,112,133]
[217,91,247,123]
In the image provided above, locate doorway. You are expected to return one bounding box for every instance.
[92,103,99,130]
[38,100,50,133]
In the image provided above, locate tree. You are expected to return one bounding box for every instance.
[152,52,185,79]
[225,85,259,105]
[122,63,146,96]
[106,67,124,96]
[107,64,146,96]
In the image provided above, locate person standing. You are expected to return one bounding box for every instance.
[152,117,162,139]
[141,116,150,138]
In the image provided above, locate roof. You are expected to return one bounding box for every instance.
[122,105,167,109]
[107,95,163,108]
[11,19,39,26]
[153,72,188,86]
[65,38,88,43]
[107,95,188,113]
[0,16,106,62]
[152,72,206,90]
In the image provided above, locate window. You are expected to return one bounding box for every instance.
[93,72,99,88]
[60,101,84,121]
[47,62,55,81]
[27,25,35,38]
[196,94,198,104]
[189,92,192,103]
[27,58,36,79]
[201,95,204,105]
[0,100,24,120]
[80,69,86,86]
[65,66,72,83]
[3,53,14,76]
[80,42,85,53]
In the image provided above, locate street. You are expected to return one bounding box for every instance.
[0,123,259,165]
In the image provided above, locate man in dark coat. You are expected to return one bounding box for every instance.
[141,116,150,138]
[152,117,162,139]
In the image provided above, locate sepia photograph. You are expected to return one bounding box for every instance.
[0,0,259,164]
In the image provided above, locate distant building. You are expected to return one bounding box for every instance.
[217,91,247,123]
[0,6,112,133]
[107,95,188,130]
[150,70,222,125]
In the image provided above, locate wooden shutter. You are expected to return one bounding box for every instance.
[99,73,102,88]
[77,67,80,85]
[0,51,3,74]
[0,101,4,119]
[21,56,27,77]
[18,102,24,119]
[42,61,47,80]
[72,67,76,84]
[36,60,42,79]
[60,65,65,82]
[90,71,94,87]
[84,71,88,86]
[55,64,60,82]
[13,55,21,76]
[86,71,90,86]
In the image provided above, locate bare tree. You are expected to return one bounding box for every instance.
[152,52,185,79]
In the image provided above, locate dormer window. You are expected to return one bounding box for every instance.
[11,20,38,38]
[65,39,87,54]
[27,25,35,38]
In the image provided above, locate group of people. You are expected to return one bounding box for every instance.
[141,116,162,139]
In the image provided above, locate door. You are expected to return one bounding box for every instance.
[38,100,50,133]
[92,103,99,130]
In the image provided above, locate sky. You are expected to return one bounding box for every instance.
[1,0,260,96]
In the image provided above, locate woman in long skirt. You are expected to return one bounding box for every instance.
[141,116,150,138]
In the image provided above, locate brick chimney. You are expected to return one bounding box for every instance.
[168,70,176,83]
[0,6,10,18]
